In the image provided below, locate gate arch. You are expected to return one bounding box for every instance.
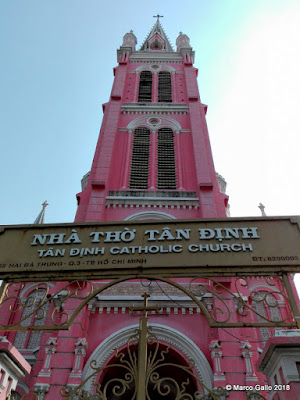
[82,323,213,393]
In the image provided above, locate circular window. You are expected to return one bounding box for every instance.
[149,118,159,126]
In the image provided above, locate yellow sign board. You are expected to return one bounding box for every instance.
[0,217,299,280]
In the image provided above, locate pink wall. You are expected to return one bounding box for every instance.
[75,48,227,223]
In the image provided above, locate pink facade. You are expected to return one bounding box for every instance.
[1,20,299,400]
[75,25,228,223]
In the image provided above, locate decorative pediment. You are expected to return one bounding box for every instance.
[140,20,174,52]
[147,32,165,50]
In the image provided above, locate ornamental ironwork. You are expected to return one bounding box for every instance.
[61,327,226,400]
[62,293,216,400]
[0,274,298,332]
[59,293,267,400]
[7,393,39,400]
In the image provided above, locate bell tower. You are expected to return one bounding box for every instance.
[75,19,228,223]
[2,20,300,400]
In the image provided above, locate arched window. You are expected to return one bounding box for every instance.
[253,291,282,345]
[138,71,152,102]
[129,128,150,189]
[14,289,49,350]
[157,128,176,189]
[158,72,172,102]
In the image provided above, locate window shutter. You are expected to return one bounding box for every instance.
[138,71,152,102]
[157,128,176,189]
[158,72,172,102]
[129,128,151,189]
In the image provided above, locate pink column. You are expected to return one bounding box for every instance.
[122,131,134,188]
[175,132,184,189]
[152,73,158,103]
[133,72,140,102]
[149,130,157,189]
[171,72,176,103]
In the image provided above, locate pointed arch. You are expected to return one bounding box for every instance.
[14,288,50,350]
[248,282,284,344]
[126,115,182,134]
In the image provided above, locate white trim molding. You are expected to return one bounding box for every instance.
[121,103,188,116]
[125,114,183,133]
[135,64,176,74]
[82,323,213,393]
[124,211,176,221]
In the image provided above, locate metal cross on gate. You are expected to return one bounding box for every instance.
[129,293,161,400]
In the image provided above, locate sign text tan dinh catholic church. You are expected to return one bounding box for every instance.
[0,217,300,280]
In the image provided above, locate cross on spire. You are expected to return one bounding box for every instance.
[33,200,48,224]
[258,203,266,216]
[153,14,163,22]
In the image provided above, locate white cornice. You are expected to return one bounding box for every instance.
[121,103,188,115]
[88,294,213,317]
[130,52,182,62]
[105,197,199,210]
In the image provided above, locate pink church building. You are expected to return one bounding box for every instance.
[75,21,228,223]
[1,19,299,400]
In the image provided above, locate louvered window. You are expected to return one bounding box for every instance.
[157,128,176,189]
[138,71,152,102]
[158,72,172,102]
[129,128,150,189]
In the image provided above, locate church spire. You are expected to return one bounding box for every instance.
[33,200,48,224]
[140,18,174,52]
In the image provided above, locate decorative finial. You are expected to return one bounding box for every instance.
[258,203,266,217]
[42,200,49,210]
[153,14,163,22]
